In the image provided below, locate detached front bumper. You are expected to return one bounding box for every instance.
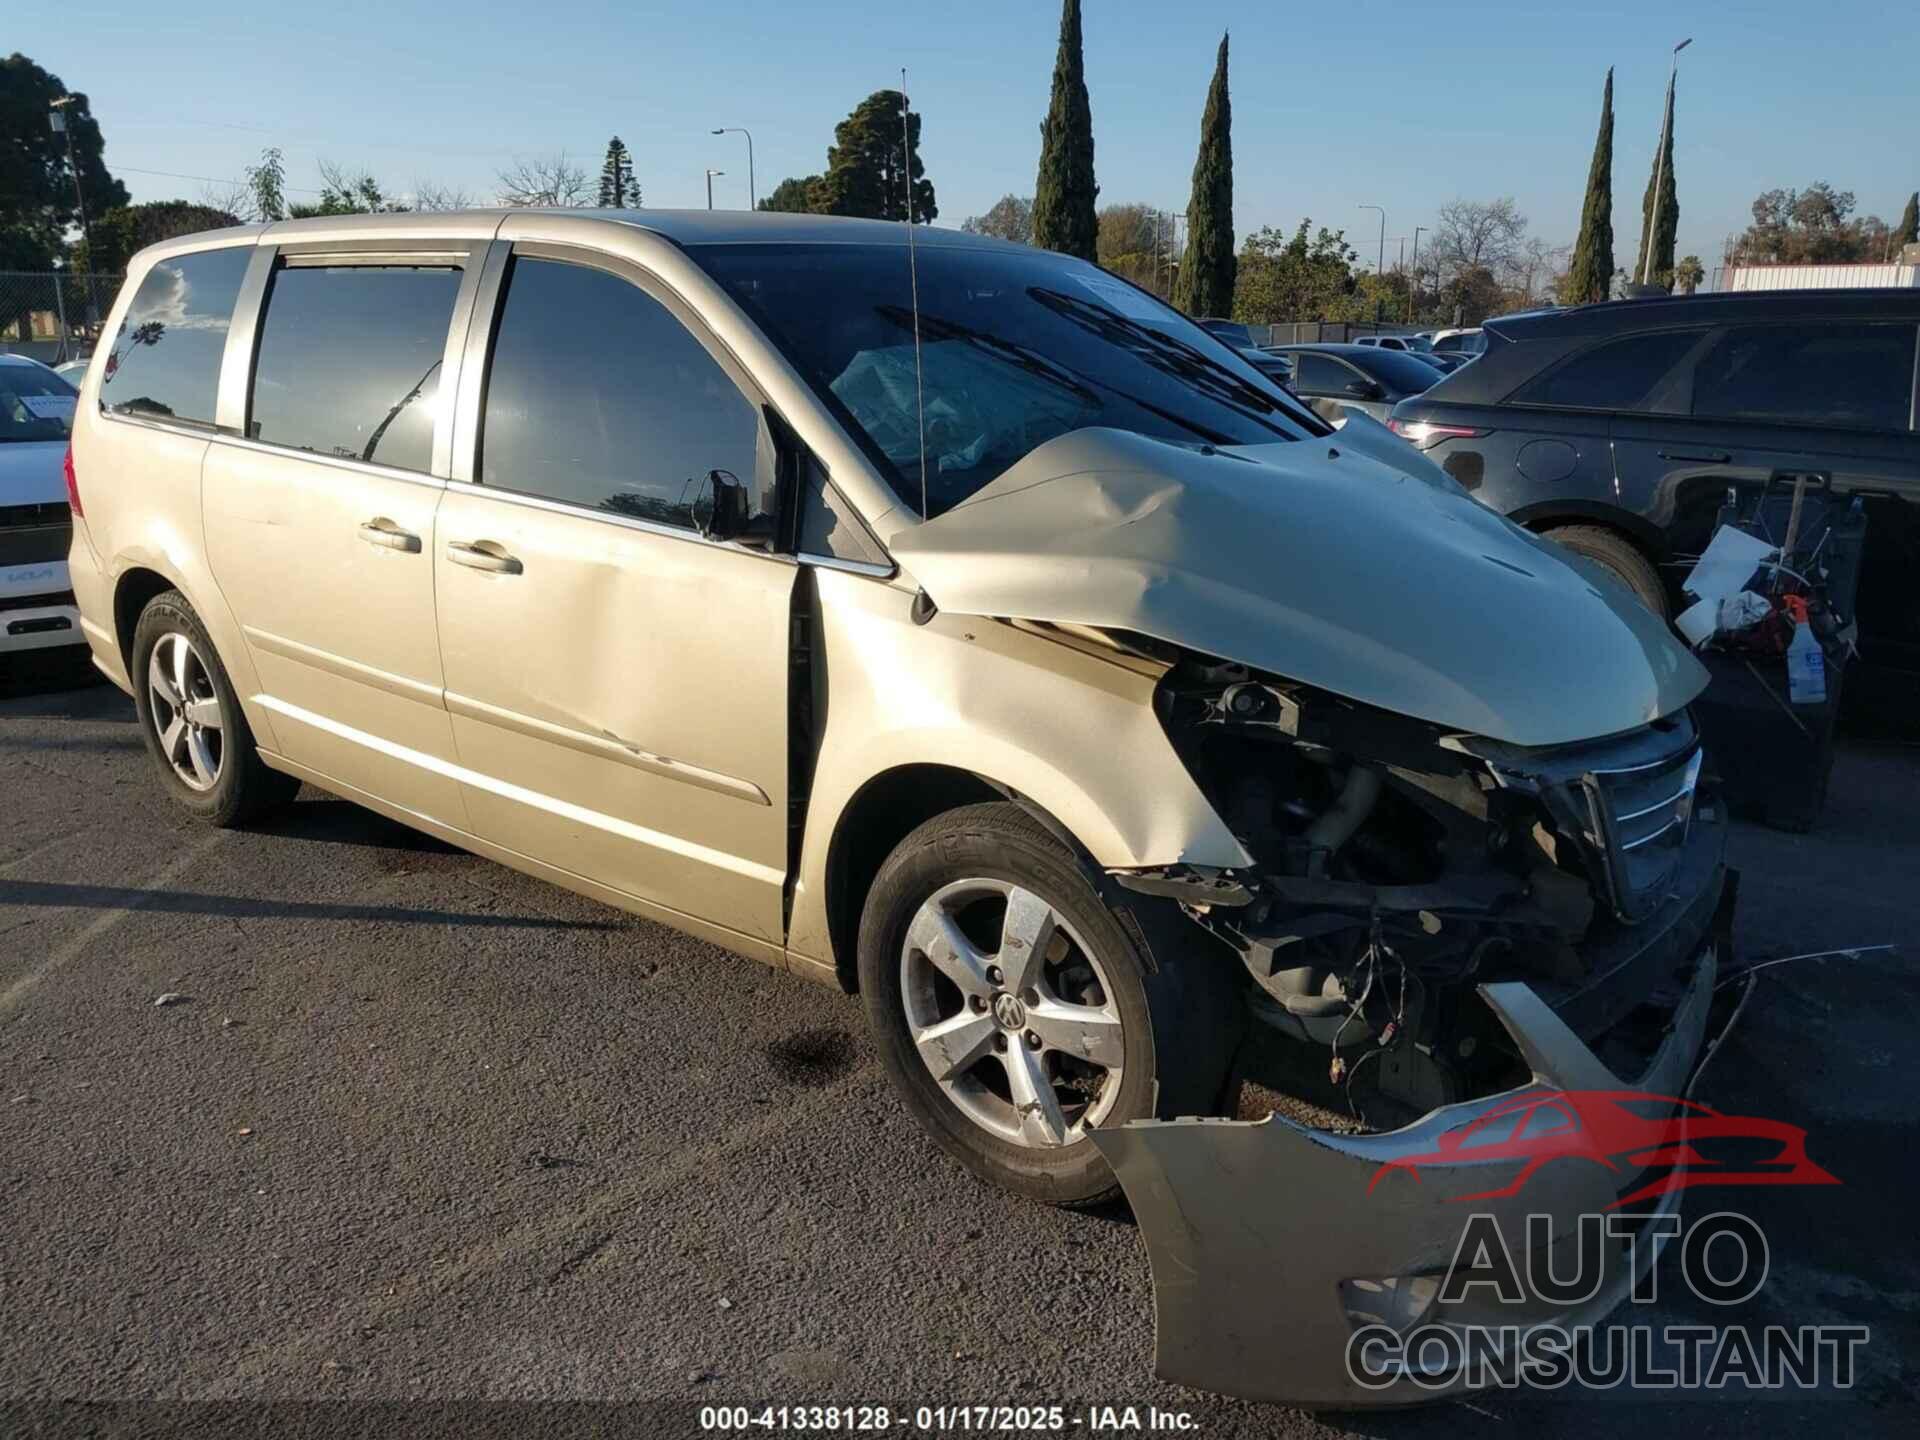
[1091,933,1745,1409]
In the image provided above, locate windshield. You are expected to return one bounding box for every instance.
[694,242,1324,517]
[0,365,77,443]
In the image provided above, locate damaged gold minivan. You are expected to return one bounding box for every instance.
[68,211,1735,1406]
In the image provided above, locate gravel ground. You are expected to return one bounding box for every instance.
[2,657,1916,1438]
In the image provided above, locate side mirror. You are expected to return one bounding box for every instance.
[1345,379,1384,401]
[693,469,752,541]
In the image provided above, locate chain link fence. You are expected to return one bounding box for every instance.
[0,271,127,366]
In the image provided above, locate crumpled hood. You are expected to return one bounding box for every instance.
[889,426,1706,748]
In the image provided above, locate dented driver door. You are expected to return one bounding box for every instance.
[432,243,793,947]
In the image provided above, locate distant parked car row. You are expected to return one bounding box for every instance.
[1262,343,1444,424]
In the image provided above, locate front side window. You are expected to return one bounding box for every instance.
[694,242,1320,519]
[479,256,764,531]
[1,364,77,443]
[1691,322,1917,432]
[249,265,460,472]
[100,246,251,425]
[1510,328,1709,412]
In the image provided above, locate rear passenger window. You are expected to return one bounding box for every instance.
[249,265,461,473]
[1691,322,1917,432]
[100,246,250,426]
[479,256,762,530]
[1291,353,1348,394]
[1511,329,1708,411]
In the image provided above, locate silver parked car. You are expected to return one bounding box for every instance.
[68,210,1732,1406]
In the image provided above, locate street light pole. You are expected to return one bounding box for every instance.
[710,128,755,209]
[1410,225,1427,323]
[48,98,99,329]
[1359,204,1386,277]
[705,169,725,210]
[1639,37,1693,287]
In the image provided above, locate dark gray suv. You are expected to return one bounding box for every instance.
[1388,290,1920,711]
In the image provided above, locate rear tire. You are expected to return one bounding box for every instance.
[130,590,298,827]
[857,802,1239,1206]
[1543,524,1669,617]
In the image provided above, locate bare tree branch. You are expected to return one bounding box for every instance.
[495,153,591,208]
[411,180,474,212]
[1432,197,1529,286]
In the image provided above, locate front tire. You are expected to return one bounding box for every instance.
[857,802,1236,1206]
[130,590,297,826]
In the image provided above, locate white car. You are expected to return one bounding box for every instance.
[1,354,84,657]
[1353,334,1432,354]
[1430,325,1487,356]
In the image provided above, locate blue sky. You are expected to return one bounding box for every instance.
[15,0,1917,271]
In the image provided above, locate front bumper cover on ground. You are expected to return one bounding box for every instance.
[1091,935,1744,1409]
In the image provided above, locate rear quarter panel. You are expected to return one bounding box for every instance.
[67,237,280,747]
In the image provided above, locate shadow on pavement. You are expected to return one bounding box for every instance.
[0,652,122,714]
[253,796,466,854]
[0,878,618,930]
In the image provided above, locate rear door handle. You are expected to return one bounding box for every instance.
[357,518,421,552]
[445,540,523,575]
[1658,450,1732,464]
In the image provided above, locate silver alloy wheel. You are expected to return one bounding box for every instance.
[146,631,224,792]
[899,878,1126,1148]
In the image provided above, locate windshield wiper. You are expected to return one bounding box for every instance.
[875,304,1234,446]
[875,305,1100,404]
[1028,287,1310,434]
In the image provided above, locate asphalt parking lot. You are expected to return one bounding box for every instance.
[3,660,1917,1439]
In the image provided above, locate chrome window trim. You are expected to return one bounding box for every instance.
[97,409,224,444]
[796,552,895,579]
[277,248,470,267]
[446,480,798,566]
[204,429,451,493]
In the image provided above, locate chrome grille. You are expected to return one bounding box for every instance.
[1576,744,1704,923]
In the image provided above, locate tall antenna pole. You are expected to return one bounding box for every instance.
[901,68,929,520]
[1640,38,1692,287]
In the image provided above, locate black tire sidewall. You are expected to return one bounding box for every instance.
[857,804,1176,1205]
[1547,526,1668,616]
[130,592,261,825]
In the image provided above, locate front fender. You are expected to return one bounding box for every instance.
[786,568,1249,967]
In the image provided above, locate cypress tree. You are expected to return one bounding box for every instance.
[1635,76,1678,287]
[1896,191,1919,251]
[1172,33,1234,317]
[1566,69,1616,304]
[1031,0,1098,260]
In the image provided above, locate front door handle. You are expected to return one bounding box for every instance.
[1658,450,1732,464]
[357,518,421,553]
[445,540,523,575]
